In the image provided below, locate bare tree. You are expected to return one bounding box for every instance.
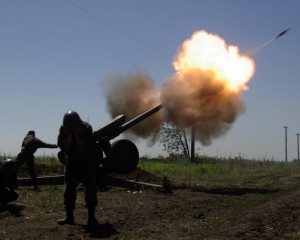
[158,122,191,160]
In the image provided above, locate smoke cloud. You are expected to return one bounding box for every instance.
[102,30,255,146]
[102,66,163,139]
[160,69,246,146]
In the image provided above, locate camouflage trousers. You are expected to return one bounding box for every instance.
[0,189,18,204]
[15,152,37,185]
[64,154,98,209]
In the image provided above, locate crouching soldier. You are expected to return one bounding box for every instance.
[57,111,99,226]
[0,159,19,205]
[15,131,58,190]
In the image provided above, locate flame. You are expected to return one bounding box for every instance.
[160,30,256,145]
[173,30,255,91]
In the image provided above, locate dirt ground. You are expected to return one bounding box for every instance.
[1,164,300,239]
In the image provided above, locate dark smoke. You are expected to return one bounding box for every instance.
[102,66,163,139]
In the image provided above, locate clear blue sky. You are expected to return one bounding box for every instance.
[0,0,299,161]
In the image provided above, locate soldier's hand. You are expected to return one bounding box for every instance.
[64,128,72,136]
[74,126,81,136]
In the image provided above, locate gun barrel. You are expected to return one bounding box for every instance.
[94,115,126,141]
[119,104,162,133]
[94,104,162,142]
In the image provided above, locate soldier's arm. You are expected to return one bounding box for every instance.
[44,143,58,149]
[74,127,84,151]
[34,138,58,149]
[57,126,72,152]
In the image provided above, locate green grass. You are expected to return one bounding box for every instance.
[224,193,279,217]
[17,185,64,214]
[138,157,300,190]
[34,155,60,165]
[285,232,300,239]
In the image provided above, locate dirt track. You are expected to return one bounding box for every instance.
[1,164,300,239]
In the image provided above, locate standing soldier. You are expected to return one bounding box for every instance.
[15,131,58,190]
[57,111,99,226]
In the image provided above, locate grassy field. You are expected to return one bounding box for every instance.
[2,154,300,239]
[139,155,300,191]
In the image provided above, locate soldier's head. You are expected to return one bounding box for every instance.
[28,130,35,137]
[63,111,82,132]
[0,159,16,179]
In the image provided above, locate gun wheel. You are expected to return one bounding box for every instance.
[109,139,139,174]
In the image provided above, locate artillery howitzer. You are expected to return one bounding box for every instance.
[94,104,162,174]
[19,104,172,193]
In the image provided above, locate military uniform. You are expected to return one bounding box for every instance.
[57,121,98,210]
[15,131,58,189]
[0,161,18,204]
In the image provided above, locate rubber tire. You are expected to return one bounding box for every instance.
[108,139,139,174]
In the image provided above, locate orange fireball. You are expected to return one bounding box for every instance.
[173,30,255,91]
[161,30,256,145]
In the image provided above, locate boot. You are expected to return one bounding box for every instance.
[57,208,74,225]
[87,206,99,226]
[32,178,38,191]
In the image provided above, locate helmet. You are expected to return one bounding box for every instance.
[63,111,82,131]
[0,159,16,178]
[28,130,35,137]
